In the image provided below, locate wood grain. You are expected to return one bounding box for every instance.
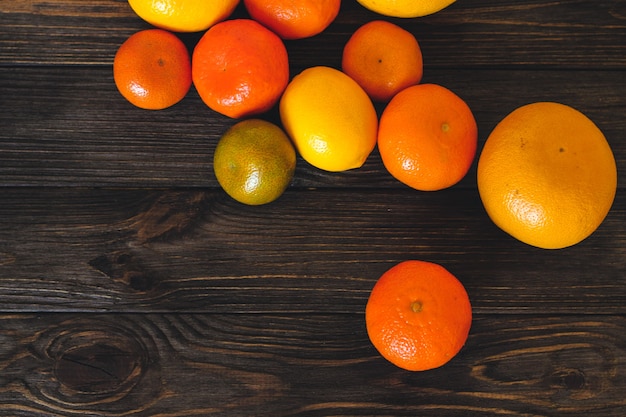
[1,67,624,187]
[0,188,623,314]
[2,1,625,68]
[0,313,625,416]
[1,0,626,415]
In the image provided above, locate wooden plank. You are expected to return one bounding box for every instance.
[0,1,624,414]
[0,188,623,314]
[1,1,625,68]
[0,313,625,416]
[1,67,624,188]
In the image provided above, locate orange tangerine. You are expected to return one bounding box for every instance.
[113,29,191,110]
[244,0,341,40]
[342,20,423,102]
[378,84,478,191]
[192,19,289,119]
[366,260,472,371]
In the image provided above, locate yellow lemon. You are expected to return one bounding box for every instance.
[279,66,378,172]
[214,119,296,206]
[477,102,617,249]
[128,0,240,32]
[356,0,456,18]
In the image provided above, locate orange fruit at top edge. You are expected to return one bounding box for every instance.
[192,19,290,119]
[366,260,472,371]
[113,29,191,110]
[378,83,478,191]
[243,0,341,40]
[342,20,423,102]
[477,102,617,249]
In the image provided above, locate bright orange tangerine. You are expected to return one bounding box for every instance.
[243,0,341,40]
[366,260,472,371]
[113,29,191,110]
[192,19,290,119]
[342,20,423,102]
[378,83,478,191]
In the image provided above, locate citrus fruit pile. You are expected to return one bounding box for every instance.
[114,0,618,370]
[114,0,479,197]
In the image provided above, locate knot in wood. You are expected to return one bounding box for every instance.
[47,320,152,399]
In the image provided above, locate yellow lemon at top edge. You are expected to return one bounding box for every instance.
[279,66,378,172]
[356,0,456,18]
[128,0,240,32]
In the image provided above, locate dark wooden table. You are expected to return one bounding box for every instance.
[1,1,625,415]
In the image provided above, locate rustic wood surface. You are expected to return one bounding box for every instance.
[1,1,625,416]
